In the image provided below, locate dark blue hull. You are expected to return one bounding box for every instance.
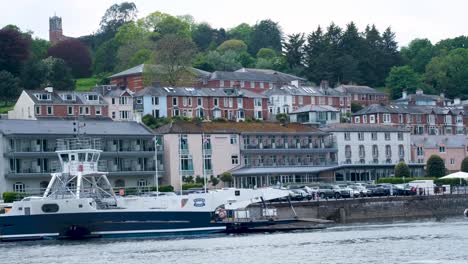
[0,211,225,241]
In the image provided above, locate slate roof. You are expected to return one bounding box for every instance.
[262,85,346,97]
[322,123,408,132]
[0,120,154,136]
[109,64,211,79]
[24,90,106,105]
[354,104,465,116]
[411,135,468,148]
[335,85,386,95]
[93,85,134,97]
[235,68,307,82]
[139,87,266,98]
[290,105,340,114]
[154,121,327,135]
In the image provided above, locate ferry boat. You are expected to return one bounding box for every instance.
[0,137,288,241]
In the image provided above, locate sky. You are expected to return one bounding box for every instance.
[1,0,467,47]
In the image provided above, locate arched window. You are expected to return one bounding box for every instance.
[115,179,125,188]
[372,145,379,158]
[398,144,405,158]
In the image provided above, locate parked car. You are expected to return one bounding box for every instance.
[337,184,353,198]
[288,189,312,201]
[366,185,388,196]
[349,185,368,197]
[393,184,417,196]
[288,185,316,199]
[317,185,342,199]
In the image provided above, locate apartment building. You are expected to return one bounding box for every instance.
[288,105,341,126]
[8,88,108,120]
[0,119,163,196]
[411,135,468,172]
[94,85,136,121]
[394,89,451,106]
[322,124,424,182]
[335,84,388,106]
[353,104,466,135]
[155,121,338,189]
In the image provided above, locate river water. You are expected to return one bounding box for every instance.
[3,217,468,264]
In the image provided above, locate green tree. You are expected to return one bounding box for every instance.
[93,39,119,74]
[276,113,288,123]
[249,19,282,55]
[304,26,326,83]
[283,33,305,71]
[385,65,423,99]
[206,50,242,71]
[227,23,252,46]
[217,39,248,54]
[256,48,276,60]
[209,175,220,187]
[192,23,214,51]
[0,26,31,75]
[42,57,75,90]
[99,2,138,40]
[461,157,468,173]
[401,39,434,74]
[30,38,50,60]
[426,155,446,178]
[351,102,363,113]
[0,70,21,103]
[220,172,233,187]
[153,15,191,39]
[394,162,410,178]
[20,59,48,90]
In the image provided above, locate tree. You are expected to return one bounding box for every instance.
[227,23,252,46]
[20,59,48,90]
[0,27,31,75]
[461,157,468,173]
[149,34,197,86]
[42,57,75,90]
[400,39,434,74]
[426,155,446,178]
[93,39,119,74]
[30,38,50,60]
[276,113,288,123]
[249,19,282,55]
[205,50,242,71]
[99,2,138,38]
[385,65,423,99]
[304,26,326,83]
[0,70,21,103]
[217,39,248,54]
[153,15,191,39]
[394,162,410,178]
[48,39,92,78]
[192,23,214,51]
[351,102,363,113]
[283,33,305,71]
[256,48,276,60]
[220,172,233,187]
[209,175,220,187]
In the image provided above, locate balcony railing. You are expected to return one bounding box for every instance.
[243,158,337,168]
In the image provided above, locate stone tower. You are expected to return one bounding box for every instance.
[49,15,64,43]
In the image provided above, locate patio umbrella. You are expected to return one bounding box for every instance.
[440,171,468,185]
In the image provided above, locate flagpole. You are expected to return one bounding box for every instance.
[154,136,159,197]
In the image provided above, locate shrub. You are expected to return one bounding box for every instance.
[2,192,28,203]
[426,155,446,178]
[461,157,468,173]
[377,177,437,184]
[149,185,174,192]
[394,162,410,178]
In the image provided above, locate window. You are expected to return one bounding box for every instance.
[254,98,262,107]
[398,145,405,157]
[214,98,219,106]
[250,81,255,88]
[152,109,160,118]
[197,97,202,106]
[260,82,264,89]
[41,204,59,213]
[67,106,73,115]
[383,114,391,123]
[172,97,178,106]
[231,155,239,165]
[137,179,148,188]
[385,133,391,141]
[204,155,212,171]
[256,111,262,119]
[344,132,350,141]
[86,94,98,101]
[237,98,243,108]
[111,98,115,105]
[230,135,237,144]
[180,155,193,171]
[223,98,228,107]
[428,114,435,124]
[371,132,377,140]
[119,96,129,105]
[456,115,463,124]
[35,93,51,100]
[298,96,303,105]
[359,145,365,158]
[119,111,129,120]
[372,145,379,158]
[173,109,180,116]
[385,145,392,157]
[95,106,102,116]
[345,145,351,159]
[35,106,41,115]
[136,98,142,104]
[354,116,360,123]
[399,114,404,123]
[183,97,188,106]
[363,115,367,124]
[228,98,233,108]
[450,159,455,165]
[398,132,404,141]
[13,182,25,193]
[220,80,224,87]
[80,106,90,115]
[47,106,53,115]
[358,132,364,141]
[439,146,446,153]
[416,147,424,156]
[152,96,159,105]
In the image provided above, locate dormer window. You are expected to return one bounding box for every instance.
[34,93,51,101]
[62,94,75,101]
[86,94,99,101]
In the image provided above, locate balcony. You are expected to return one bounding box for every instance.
[243,158,337,168]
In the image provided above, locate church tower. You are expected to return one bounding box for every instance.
[49,15,64,43]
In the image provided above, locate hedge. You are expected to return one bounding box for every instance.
[2,192,28,203]
[150,185,174,192]
[376,177,467,186]
[182,183,204,190]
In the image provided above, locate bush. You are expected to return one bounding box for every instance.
[377,177,437,184]
[426,155,446,178]
[182,183,204,190]
[461,157,468,173]
[395,162,410,178]
[150,185,174,192]
[2,192,28,203]
[434,178,467,186]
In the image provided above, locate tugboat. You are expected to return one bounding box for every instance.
[0,137,289,241]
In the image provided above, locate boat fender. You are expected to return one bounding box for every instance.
[464,209,468,217]
[217,209,227,219]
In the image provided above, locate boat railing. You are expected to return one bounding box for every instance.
[56,138,102,151]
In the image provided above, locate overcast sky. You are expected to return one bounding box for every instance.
[2,0,467,47]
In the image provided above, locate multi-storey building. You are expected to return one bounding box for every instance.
[335,84,388,106]
[322,124,424,182]
[8,88,108,120]
[164,87,268,121]
[204,69,306,94]
[133,86,168,119]
[155,121,338,189]
[411,135,468,172]
[394,89,450,106]
[94,85,136,121]
[264,84,350,118]
[108,64,211,92]
[353,104,466,135]
[288,105,341,126]
[0,119,163,196]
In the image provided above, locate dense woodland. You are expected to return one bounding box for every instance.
[1,1,468,107]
